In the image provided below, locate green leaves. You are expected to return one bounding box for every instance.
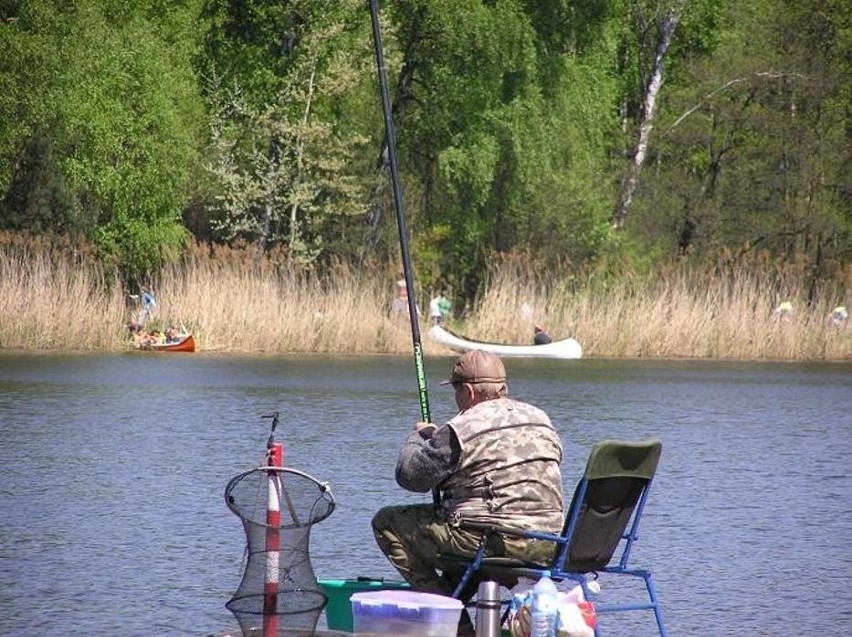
[639,0,851,267]
[0,0,205,282]
[0,0,846,297]
[201,0,373,263]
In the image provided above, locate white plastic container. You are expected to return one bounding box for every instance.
[351,590,463,636]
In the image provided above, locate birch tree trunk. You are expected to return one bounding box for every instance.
[289,55,317,253]
[611,10,680,229]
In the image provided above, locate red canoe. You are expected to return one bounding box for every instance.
[140,333,196,353]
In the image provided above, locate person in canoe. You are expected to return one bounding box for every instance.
[135,329,164,349]
[372,350,564,609]
[533,324,552,345]
[164,326,184,343]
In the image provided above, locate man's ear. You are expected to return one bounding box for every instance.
[463,383,478,403]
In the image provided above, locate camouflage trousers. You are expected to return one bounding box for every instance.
[371,503,555,595]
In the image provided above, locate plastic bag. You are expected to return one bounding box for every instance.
[556,599,597,637]
[507,580,599,637]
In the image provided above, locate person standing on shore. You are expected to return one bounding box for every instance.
[391,276,408,318]
[828,305,847,327]
[438,292,451,323]
[772,301,793,322]
[391,274,420,320]
[128,290,156,330]
[429,290,451,325]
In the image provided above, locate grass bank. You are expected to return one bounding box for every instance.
[0,237,848,360]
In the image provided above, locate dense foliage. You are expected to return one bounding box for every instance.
[0,0,848,302]
[0,0,205,283]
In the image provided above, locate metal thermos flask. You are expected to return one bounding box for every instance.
[475,580,502,637]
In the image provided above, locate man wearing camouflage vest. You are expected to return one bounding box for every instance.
[372,349,564,599]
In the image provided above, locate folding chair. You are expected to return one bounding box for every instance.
[444,438,667,637]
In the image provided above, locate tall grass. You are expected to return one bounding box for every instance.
[155,242,415,354]
[464,256,850,360]
[0,234,127,350]
[0,236,848,360]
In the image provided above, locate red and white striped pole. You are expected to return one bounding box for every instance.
[263,442,283,637]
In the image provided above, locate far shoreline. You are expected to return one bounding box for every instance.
[1,239,849,361]
[2,344,849,364]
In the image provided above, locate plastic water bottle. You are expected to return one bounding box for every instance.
[530,571,559,637]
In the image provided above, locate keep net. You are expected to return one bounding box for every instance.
[225,466,335,636]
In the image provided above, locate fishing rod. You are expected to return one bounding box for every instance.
[368,0,439,509]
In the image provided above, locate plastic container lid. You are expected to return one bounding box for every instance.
[351,590,463,610]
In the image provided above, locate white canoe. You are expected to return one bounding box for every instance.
[428,325,582,359]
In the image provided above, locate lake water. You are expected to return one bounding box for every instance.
[0,352,850,636]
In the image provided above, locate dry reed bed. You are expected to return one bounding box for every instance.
[0,248,127,350]
[445,264,849,361]
[0,241,848,360]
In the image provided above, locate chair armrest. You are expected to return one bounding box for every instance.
[458,520,565,545]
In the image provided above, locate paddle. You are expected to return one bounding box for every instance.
[368,0,439,510]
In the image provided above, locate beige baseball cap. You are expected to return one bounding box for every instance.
[441,350,506,385]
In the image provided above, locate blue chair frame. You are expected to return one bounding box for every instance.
[446,439,668,637]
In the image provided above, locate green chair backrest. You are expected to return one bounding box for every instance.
[584,438,662,481]
[564,439,662,572]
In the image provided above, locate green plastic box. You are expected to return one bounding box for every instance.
[319,577,411,632]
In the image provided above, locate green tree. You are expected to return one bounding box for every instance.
[630,0,850,281]
[0,0,206,281]
[1,132,76,235]
[200,0,376,264]
[382,0,622,301]
[611,1,683,229]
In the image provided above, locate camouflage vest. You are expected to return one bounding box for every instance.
[440,398,564,531]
